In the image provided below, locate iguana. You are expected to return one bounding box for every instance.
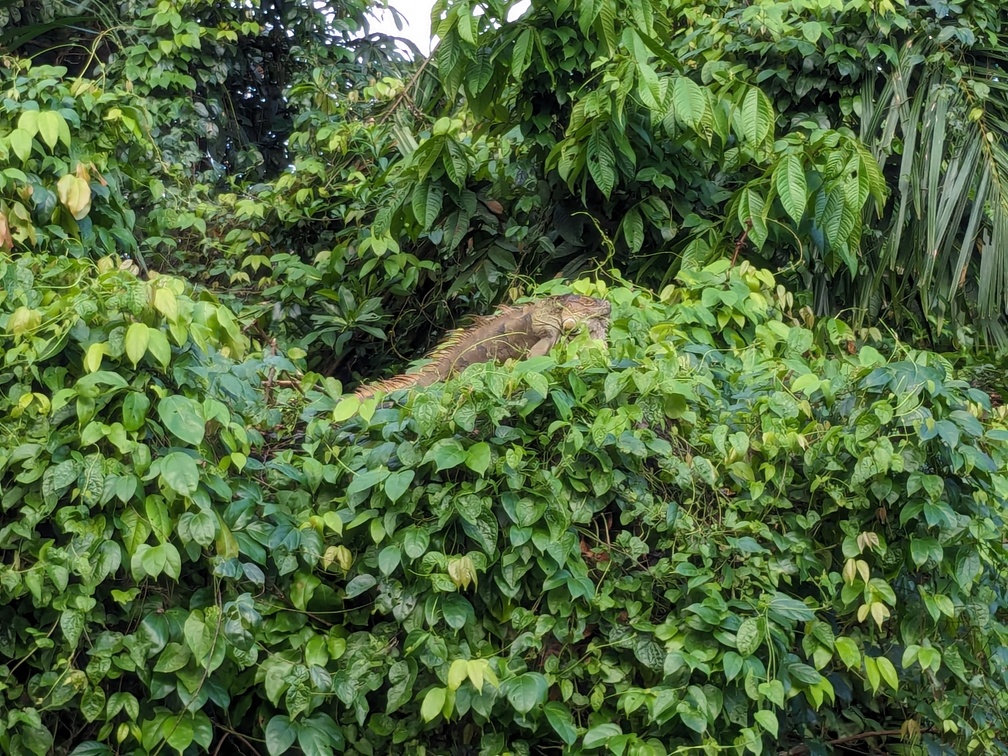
[354,294,611,399]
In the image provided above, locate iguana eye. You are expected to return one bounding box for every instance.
[562,316,577,331]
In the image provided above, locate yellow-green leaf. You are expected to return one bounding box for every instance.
[57,174,92,220]
[9,129,33,162]
[84,343,107,373]
[447,659,468,691]
[875,655,898,691]
[17,110,39,137]
[420,687,446,722]
[146,328,172,368]
[125,322,150,366]
[38,110,65,150]
[8,306,41,335]
[153,287,179,321]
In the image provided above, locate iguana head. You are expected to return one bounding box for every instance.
[534,294,612,341]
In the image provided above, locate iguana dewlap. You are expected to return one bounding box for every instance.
[354,294,611,399]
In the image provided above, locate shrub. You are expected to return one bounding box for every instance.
[1,252,1007,754]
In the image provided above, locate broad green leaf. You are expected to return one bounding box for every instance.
[505,672,547,714]
[834,637,861,669]
[425,439,467,471]
[876,655,898,690]
[265,716,297,756]
[583,723,621,749]
[160,451,200,497]
[332,395,360,421]
[122,391,151,431]
[346,466,389,496]
[146,329,172,368]
[740,87,773,146]
[411,181,443,230]
[378,545,401,576]
[403,528,430,559]
[384,469,414,502]
[672,76,706,130]
[465,442,491,475]
[157,395,205,446]
[344,574,377,598]
[754,710,778,738]
[544,701,577,745]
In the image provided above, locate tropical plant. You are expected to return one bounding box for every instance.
[3,251,1008,754]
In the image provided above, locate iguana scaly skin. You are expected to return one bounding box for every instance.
[355,294,611,399]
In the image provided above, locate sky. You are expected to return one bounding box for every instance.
[366,0,531,56]
[367,0,436,55]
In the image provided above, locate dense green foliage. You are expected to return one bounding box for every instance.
[3,251,1008,754]
[3,0,1008,753]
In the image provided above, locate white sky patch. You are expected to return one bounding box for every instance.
[366,0,531,56]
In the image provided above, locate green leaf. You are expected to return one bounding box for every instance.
[122,392,151,431]
[146,329,172,368]
[384,469,414,502]
[411,181,443,230]
[346,466,389,496]
[622,207,645,254]
[876,655,898,690]
[768,594,815,622]
[740,87,773,146]
[443,140,468,187]
[266,716,297,756]
[378,546,401,576]
[403,528,430,559]
[332,396,360,421]
[578,0,603,36]
[754,710,778,738]
[791,372,820,395]
[344,574,377,598]
[672,76,706,130]
[774,155,808,223]
[587,128,616,199]
[736,617,761,656]
[505,672,548,714]
[159,452,200,497]
[544,702,577,745]
[835,637,860,669]
[426,439,467,471]
[157,395,205,446]
[465,442,491,475]
[511,29,534,79]
[583,723,621,749]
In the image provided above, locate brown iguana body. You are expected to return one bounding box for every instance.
[355,294,611,399]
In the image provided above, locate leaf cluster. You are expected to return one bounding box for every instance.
[3,251,1008,754]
